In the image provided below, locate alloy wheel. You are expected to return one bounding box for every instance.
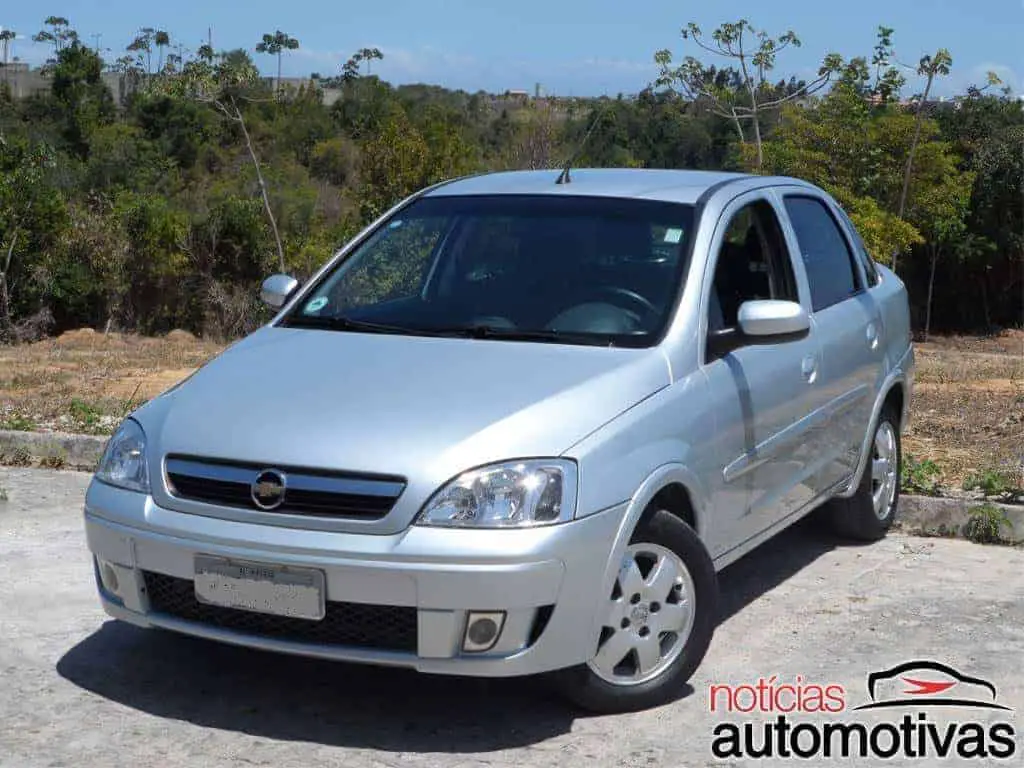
[871,420,899,520]
[587,542,696,686]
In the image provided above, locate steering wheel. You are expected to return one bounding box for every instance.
[583,286,660,324]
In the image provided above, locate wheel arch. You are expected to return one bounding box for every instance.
[585,464,710,654]
[838,373,910,500]
[645,483,698,532]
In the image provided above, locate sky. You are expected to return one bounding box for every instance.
[2,0,1022,98]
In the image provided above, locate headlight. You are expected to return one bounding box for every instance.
[95,418,150,493]
[416,459,577,528]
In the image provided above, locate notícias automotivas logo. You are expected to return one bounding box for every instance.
[709,661,1017,761]
[854,660,1012,711]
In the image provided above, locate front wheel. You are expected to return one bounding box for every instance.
[550,508,718,714]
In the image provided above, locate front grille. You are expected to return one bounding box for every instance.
[165,455,405,520]
[143,571,418,652]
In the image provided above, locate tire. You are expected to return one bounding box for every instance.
[825,405,902,542]
[550,508,718,714]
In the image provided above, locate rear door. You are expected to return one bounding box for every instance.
[776,191,885,493]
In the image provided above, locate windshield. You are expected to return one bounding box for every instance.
[282,194,696,348]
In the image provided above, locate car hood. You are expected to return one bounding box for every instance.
[139,326,671,533]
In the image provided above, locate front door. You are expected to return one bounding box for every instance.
[700,193,829,558]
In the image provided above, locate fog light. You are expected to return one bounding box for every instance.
[97,559,120,595]
[462,611,506,653]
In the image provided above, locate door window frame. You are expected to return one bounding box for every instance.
[698,189,814,367]
[831,202,881,288]
[772,187,875,310]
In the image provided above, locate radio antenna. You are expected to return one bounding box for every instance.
[556,101,610,185]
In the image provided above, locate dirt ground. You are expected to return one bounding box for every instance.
[0,329,224,436]
[905,329,1024,490]
[1,327,1022,488]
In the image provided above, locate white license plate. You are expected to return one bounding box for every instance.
[193,556,326,621]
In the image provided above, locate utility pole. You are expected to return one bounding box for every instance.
[91,33,102,52]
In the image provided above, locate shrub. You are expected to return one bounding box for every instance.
[963,503,1011,545]
[902,454,943,496]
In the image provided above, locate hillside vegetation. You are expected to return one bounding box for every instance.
[0,17,1022,343]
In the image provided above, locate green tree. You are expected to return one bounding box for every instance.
[50,39,116,157]
[755,84,925,260]
[310,136,361,187]
[170,48,286,271]
[335,47,385,85]
[127,27,156,75]
[154,30,171,72]
[655,19,844,169]
[0,29,15,69]
[32,16,77,62]
[357,107,430,220]
[0,141,66,338]
[892,47,953,272]
[115,192,191,332]
[353,47,383,76]
[331,75,397,138]
[256,30,300,95]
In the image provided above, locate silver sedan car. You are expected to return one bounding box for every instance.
[84,168,914,713]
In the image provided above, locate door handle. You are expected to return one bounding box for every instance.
[801,354,818,383]
[866,322,879,349]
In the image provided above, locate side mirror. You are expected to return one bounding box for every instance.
[707,299,810,359]
[260,274,300,310]
[737,299,810,339]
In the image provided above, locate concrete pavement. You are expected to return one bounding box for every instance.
[2,467,1022,767]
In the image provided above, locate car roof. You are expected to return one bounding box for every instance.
[422,168,818,206]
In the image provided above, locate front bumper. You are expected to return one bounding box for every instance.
[84,479,626,677]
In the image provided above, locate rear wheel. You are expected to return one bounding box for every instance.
[551,508,718,713]
[825,406,901,541]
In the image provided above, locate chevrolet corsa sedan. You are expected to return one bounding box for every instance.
[84,168,914,713]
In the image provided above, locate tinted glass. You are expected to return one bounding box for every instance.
[784,196,860,312]
[285,194,696,348]
[834,204,880,286]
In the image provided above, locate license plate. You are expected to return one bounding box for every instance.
[193,556,326,621]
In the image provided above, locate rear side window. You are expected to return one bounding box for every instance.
[834,205,880,286]
[783,196,861,312]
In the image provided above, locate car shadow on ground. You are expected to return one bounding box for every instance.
[56,517,845,752]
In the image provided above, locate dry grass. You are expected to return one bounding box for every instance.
[0,328,224,435]
[906,329,1024,490]
[1,326,1021,490]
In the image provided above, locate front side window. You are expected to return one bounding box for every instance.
[708,199,798,334]
[283,194,696,348]
[783,196,862,312]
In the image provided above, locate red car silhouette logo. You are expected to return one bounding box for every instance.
[854,660,1011,711]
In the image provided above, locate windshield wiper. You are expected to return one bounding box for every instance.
[281,314,445,336]
[430,325,614,346]
[282,317,617,346]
